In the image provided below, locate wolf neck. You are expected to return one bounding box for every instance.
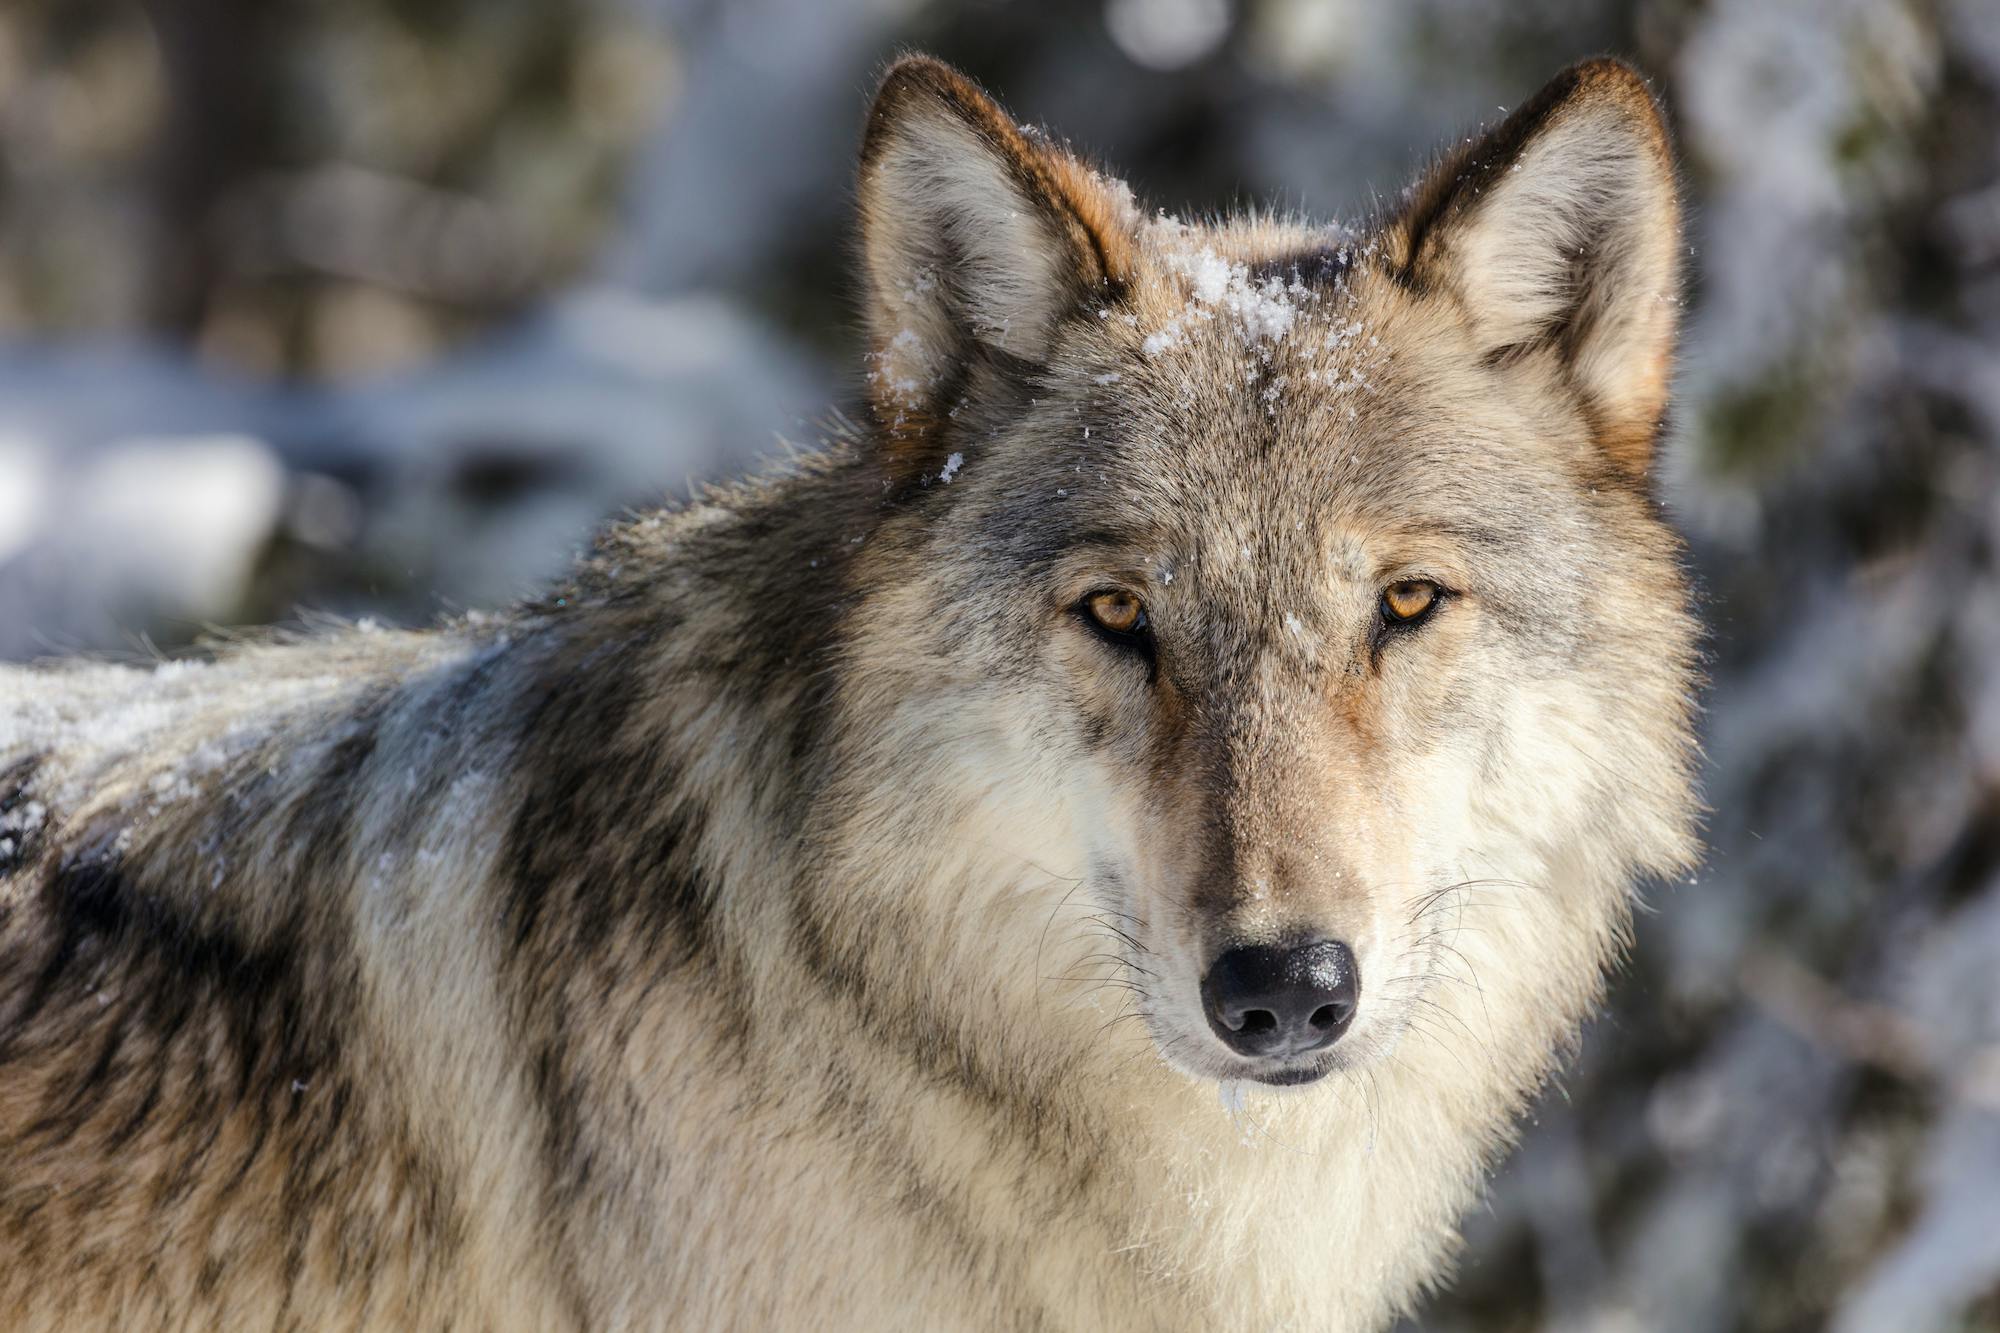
[771,758,1615,1331]
[779,855,1606,1329]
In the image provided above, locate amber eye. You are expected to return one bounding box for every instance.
[1085,590,1147,635]
[1380,580,1440,623]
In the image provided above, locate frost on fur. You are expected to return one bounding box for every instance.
[1144,239,1316,355]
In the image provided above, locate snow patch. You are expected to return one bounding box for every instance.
[1141,324,1182,358]
[873,328,931,406]
[1139,234,1337,361]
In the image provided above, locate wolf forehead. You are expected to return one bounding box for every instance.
[920,224,1608,585]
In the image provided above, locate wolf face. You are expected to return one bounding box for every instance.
[842,59,1698,1091]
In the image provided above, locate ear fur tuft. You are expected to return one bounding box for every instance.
[857,56,1137,454]
[1392,59,1682,476]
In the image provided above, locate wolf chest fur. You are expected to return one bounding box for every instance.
[0,55,1697,1331]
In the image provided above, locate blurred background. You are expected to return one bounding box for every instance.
[2,0,1997,1327]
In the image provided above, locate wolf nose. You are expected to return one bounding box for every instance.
[1200,940,1359,1059]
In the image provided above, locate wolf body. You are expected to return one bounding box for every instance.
[0,57,1697,1331]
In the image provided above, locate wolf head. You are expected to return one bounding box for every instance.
[824,57,1698,1092]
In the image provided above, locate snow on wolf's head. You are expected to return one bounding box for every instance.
[837,56,1698,1092]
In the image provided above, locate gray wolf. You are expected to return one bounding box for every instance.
[0,54,1697,1330]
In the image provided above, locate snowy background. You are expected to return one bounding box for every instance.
[4,0,1998,1327]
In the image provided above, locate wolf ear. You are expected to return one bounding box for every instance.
[858,56,1136,447]
[1392,59,1682,476]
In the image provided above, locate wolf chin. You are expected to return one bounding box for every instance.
[0,55,1697,1331]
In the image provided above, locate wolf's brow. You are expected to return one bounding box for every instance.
[1063,527,1162,557]
[1423,519,1517,552]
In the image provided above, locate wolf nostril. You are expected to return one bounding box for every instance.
[1200,939,1360,1060]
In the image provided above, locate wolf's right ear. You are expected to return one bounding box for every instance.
[858,56,1136,455]
[1390,60,1682,477]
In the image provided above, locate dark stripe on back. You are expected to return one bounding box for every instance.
[500,622,718,966]
[6,854,332,1134]
[0,723,465,1305]
[495,613,750,1294]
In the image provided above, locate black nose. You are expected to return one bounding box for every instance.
[1200,939,1359,1059]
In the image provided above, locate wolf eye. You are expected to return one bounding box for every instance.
[1084,590,1147,636]
[1380,580,1440,624]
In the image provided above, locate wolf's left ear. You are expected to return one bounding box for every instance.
[858,56,1136,451]
[1391,59,1682,476]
